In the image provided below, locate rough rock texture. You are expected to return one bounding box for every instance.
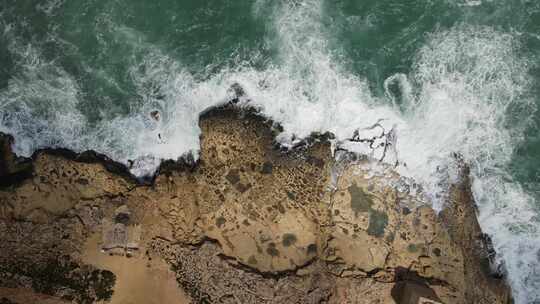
[0,105,511,303]
[439,164,512,304]
[0,134,32,187]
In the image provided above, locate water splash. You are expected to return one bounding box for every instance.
[0,1,539,301]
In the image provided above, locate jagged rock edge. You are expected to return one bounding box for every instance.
[1,103,337,188]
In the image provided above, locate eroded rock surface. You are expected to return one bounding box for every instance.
[0,105,511,303]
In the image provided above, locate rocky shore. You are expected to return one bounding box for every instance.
[0,105,512,304]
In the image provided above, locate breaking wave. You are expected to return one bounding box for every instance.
[0,1,539,302]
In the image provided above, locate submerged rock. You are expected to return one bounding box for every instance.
[0,104,511,303]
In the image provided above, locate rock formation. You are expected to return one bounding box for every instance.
[0,105,512,303]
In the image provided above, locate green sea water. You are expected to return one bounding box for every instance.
[1,0,540,302]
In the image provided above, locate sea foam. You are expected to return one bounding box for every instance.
[0,1,539,302]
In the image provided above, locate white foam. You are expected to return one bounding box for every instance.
[394,26,540,302]
[0,31,86,156]
[1,2,539,302]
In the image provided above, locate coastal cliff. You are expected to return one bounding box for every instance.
[0,105,511,304]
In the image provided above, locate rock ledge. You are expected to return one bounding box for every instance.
[0,105,511,304]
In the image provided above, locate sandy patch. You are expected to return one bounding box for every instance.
[82,234,191,304]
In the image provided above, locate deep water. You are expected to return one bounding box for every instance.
[1,0,540,302]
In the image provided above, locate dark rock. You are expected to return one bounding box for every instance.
[0,133,33,188]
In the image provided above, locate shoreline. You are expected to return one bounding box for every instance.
[0,104,513,303]
[1,103,336,188]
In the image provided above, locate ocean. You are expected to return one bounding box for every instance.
[1,0,540,302]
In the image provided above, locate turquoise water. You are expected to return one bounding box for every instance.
[1,0,540,302]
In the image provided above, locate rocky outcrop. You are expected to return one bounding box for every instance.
[0,134,32,187]
[439,163,512,304]
[0,105,511,303]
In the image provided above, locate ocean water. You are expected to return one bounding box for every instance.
[1,0,540,302]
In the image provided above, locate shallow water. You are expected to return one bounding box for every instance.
[1,0,540,302]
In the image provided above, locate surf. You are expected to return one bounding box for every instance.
[1,1,539,302]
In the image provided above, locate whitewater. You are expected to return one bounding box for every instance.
[1,0,539,302]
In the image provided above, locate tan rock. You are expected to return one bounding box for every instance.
[0,105,512,304]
